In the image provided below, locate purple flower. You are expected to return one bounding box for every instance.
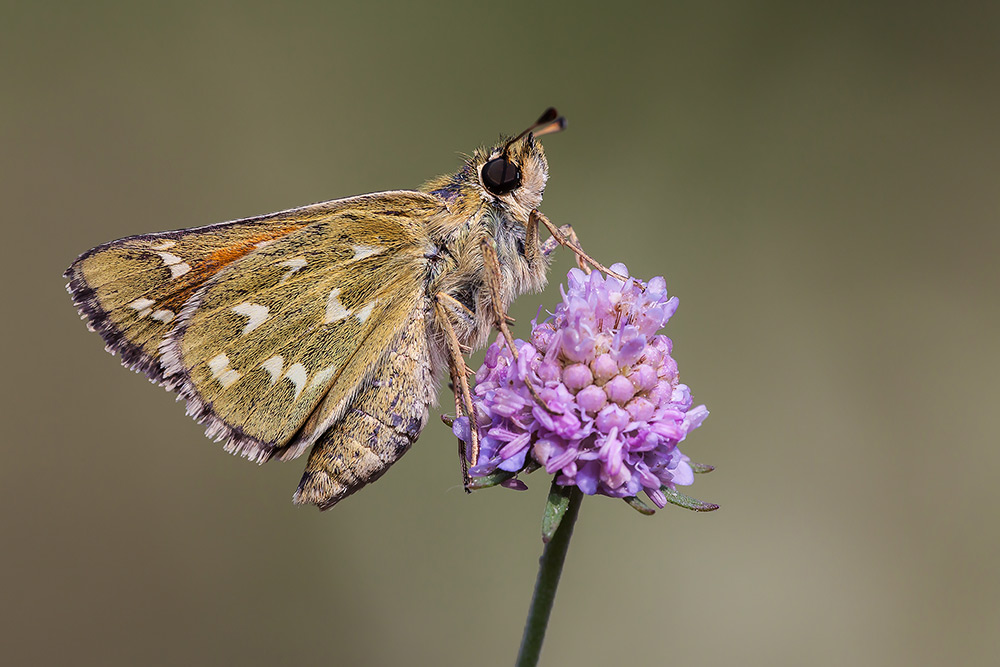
[455,264,709,509]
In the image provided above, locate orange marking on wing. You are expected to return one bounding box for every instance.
[158,225,307,311]
[204,225,306,268]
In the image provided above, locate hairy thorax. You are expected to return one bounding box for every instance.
[425,205,550,354]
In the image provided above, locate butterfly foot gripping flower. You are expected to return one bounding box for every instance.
[453,264,716,514]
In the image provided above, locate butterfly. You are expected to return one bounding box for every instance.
[65,108,609,510]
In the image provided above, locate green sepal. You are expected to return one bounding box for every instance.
[466,460,539,491]
[623,496,656,515]
[467,470,515,490]
[440,414,456,427]
[541,481,574,543]
[661,486,720,512]
[690,461,715,474]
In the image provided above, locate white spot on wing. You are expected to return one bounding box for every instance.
[219,368,240,389]
[255,240,274,248]
[208,353,242,388]
[308,364,337,390]
[350,244,384,261]
[156,252,183,265]
[284,363,308,399]
[260,355,284,384]
[151,309,175,322]
[156,252,192,278]
[169,262,191,278]
[150,240,176,250]
[278,257,307,283]
[324,288,351,323]
[218,369,240,388]
[232,302,269,334]
[355,301,376,324]
[208,353,229,374]
[129,298,155,317]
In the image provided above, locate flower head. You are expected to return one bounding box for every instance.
[455,264,709,509]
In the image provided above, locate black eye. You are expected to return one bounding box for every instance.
[481,157,522,195]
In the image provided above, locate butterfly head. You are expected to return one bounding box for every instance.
[425,108,566,223]
[476,108,566,219]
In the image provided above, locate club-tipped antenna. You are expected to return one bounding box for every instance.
[511,107,567,144]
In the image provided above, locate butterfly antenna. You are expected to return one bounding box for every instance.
[511,107,567,144]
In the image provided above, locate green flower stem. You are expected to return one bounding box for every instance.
[516,486,584,667]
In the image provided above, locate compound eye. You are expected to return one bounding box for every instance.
[481,157,522,195]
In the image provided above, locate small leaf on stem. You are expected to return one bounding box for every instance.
[541,481,574,543]
[623,496,657,515]
[660,486,720,512]
[467,470,516,490]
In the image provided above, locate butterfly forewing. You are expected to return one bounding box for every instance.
[68,191,445,463]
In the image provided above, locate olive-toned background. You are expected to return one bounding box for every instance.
[3,2,998,665]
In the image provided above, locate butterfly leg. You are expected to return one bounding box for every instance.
[525,207,585,273]
[479,238,555,414]
[438,301,473,486]
[539,223,581,263]
[434,293,480,476]
[531,209,626,280]
[479,239,522,356]
[524,203,544,269]
[450,365,470,483]
[536,220,586,272]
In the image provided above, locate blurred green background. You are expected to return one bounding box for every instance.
[3,2,998,665]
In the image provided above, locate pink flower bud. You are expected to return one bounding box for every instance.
[595,405,630,433]
[590,353,617,382]
[626,396,655,421]
[562,363,594,392]
[629,364,658,392]
[537,360,561,383]
[605,374,636,404]
[576,385,607,413]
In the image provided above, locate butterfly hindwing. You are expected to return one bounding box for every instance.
[294,305,436,508]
